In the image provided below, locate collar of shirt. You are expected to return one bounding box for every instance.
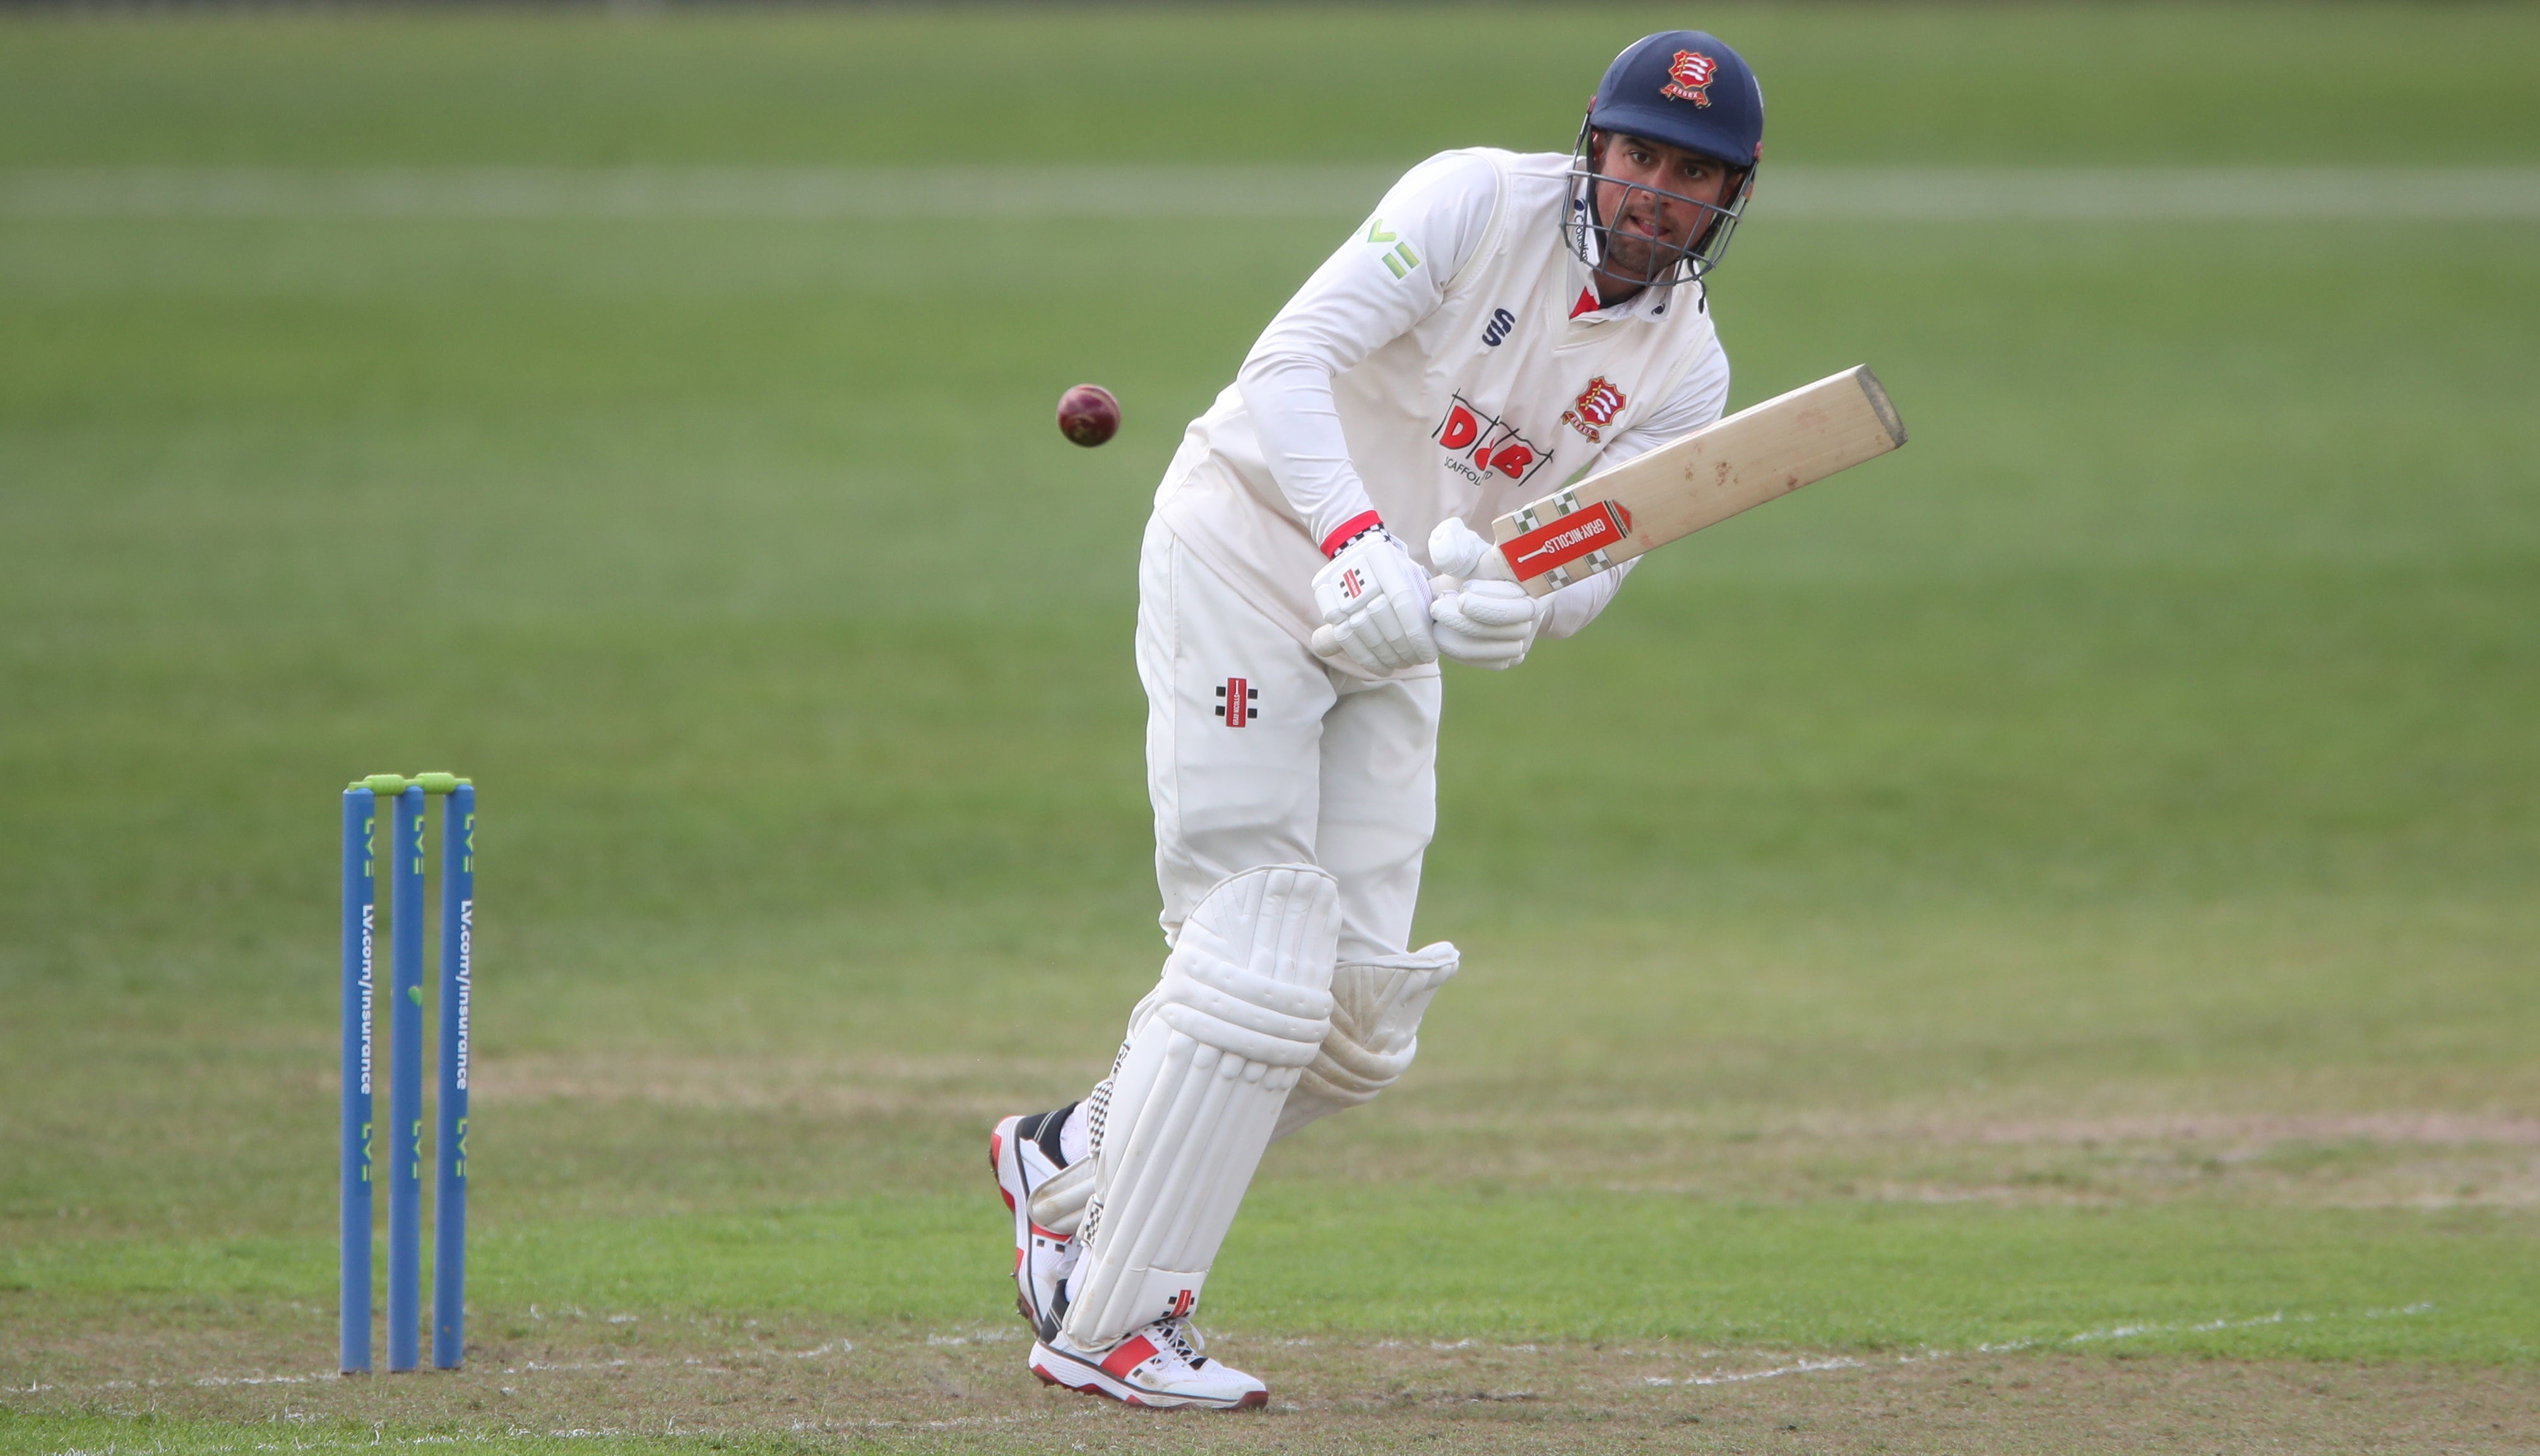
[1562,246,1678,324]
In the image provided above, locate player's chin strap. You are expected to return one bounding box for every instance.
[1059,864,1341,1350]
[1273,942,1461,1142]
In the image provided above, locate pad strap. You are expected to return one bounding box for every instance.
[1028,1157,1095,1238]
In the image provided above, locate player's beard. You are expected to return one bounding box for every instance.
[1597,199,1691,287]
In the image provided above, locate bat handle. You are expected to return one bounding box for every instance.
[1430,526,1518,584]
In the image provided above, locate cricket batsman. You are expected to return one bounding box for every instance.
[990,31,1764,1408]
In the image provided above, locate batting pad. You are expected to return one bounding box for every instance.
[1062,864,1339,1348]
[1274,942,1461,1142]
[1027,1157,1093,1238]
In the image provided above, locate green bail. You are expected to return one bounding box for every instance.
[346,771,472,795]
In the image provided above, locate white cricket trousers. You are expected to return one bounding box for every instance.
[1136,516,1442,964]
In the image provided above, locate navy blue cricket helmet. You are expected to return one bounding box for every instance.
[1589,30,1764,169]
[1567,30,1765,285]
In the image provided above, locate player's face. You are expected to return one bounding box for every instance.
[1591,133,1737,283]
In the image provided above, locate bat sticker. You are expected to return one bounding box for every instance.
[1500,500,1634,582]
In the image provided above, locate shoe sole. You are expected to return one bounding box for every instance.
[1028,1339,1268,1411]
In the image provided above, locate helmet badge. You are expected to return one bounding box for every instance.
[1661,50,1718,108]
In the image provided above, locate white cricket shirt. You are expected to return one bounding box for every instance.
[1154,148,1732,665]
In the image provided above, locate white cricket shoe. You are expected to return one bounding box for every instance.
[988,1113,1077,1340]
[1030,1317,1268,1411]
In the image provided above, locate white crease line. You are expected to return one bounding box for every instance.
[3,167,2535,222]
[923,1326,1021,1346]
[1643,1303,2438,1388]
[790,1409,1108,1432]
[1646,1355,1865,1387]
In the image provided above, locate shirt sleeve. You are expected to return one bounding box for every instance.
[1235,151,1502,555]
[1538,331,1731,640]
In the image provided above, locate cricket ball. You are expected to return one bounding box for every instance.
[1057,384,1121,447]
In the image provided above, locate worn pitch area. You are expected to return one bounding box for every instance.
[8,1336,2540,1453]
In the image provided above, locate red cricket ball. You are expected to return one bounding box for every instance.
[1057,384,1121,447]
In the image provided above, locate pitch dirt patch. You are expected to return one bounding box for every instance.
[9,1323,2538,1454]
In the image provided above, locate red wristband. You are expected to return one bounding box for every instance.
[1319,511,1384,559]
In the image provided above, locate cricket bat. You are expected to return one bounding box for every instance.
[1310,364,1906,658]
[1477,364,1907,596]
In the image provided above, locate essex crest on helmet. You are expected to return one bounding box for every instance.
[1661,51,1718,107]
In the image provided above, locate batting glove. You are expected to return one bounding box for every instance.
[1311,524,1437,674]
[1430,579,1541,669]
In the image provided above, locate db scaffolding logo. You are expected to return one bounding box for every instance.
[1433,394,1555,489]
[1562,376,1627,442]
[1662,50,1718,107]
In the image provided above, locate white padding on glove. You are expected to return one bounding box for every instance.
[1431,580,1541,668]
[1426,517,1511,585]
[1310,528,1437,675]
[1062,865,1340,1349]
[1427,519,1539,669]
[1273,942,1460,1141]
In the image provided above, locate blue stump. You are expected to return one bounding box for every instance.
[432,783,474,1370]
[386,784,426,1371]
[338,788,376,1375]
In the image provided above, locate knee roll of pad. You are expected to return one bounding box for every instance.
[1062,865,1341,1349]
[1274,942,1461,1142]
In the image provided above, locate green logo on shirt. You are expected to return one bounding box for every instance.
[1366,218,1420,279]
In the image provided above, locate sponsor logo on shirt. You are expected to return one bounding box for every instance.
[1661,51,1718,107]
[1434,393,1555,489]
[1481,307,1516,347]
[1561,376,1628,442]
[1365,218,1421,279]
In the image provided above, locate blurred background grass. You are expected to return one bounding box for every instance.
[1,1,2535,1376]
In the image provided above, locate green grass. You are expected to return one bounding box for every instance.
[4,4,2537,165]
[12,1196,2534,1361]
[3,4,2537,1452]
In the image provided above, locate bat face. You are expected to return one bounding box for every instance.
[1489,365,1907,596]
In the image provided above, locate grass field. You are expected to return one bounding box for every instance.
[3,4,2537,1452]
